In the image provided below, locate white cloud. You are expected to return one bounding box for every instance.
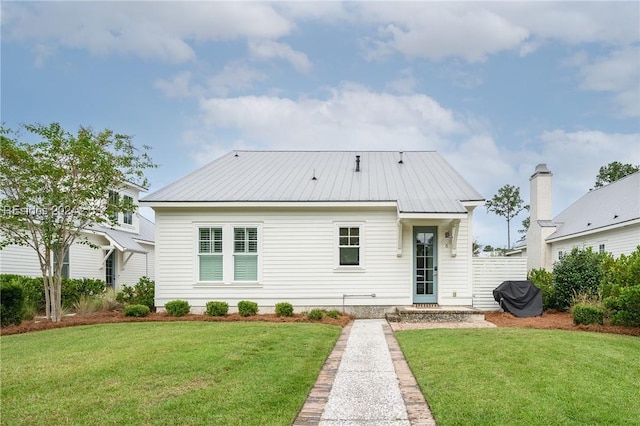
[2,2,292,63]
[360,3,530,62]
[248,40,312,73]
[578,47,640,117]
[154,72,203,99]
[386,68,419,94]
[359,2,639,61]
[196,84,466,151]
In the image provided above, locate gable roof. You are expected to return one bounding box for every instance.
[547,171,640,241]
[142,151,484,213]
[89,216,155,254]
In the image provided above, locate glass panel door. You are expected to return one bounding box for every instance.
[414,227,437,303]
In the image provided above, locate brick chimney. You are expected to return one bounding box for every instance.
[527,164,555,271]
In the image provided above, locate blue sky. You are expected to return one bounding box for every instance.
[2,1,639,249]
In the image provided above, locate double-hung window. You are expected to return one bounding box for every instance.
[234,227,258,281]
[336,223,364,269]
[199,227,223,281]
[123,195,133,225]
[54,250,70,279]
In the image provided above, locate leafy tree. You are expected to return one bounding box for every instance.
[594,161,639,188]
[517,216,530,242]
[472,240,482,256]
[485,184,529,249]
[0,123,155,322]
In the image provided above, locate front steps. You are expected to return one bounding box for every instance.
[386,305,486,323]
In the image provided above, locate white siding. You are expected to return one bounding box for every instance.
[154,207,475,310]
[0,232,154,290]
[0,244,42,276]
[550,223,640,262]
[472,257,528,310]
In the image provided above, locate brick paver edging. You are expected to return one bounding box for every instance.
[292,321,353,425]
[383,322,437,426]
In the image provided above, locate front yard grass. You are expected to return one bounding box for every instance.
[396,328,640,426]
[1,322,341,426]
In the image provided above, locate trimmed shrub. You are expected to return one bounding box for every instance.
[326,309,341,319]
[307,308,325,321]
[572,304,604,325]
[601,246,640,298]
[528,268,555,310]
[275,302,294,317]
[61,278,107,309]
[206,301,229,316]
[1,282,25,326]
[606,285,640,327]
[124,304,151,317]
[165,300,190,317]
[116,276,155,310]
[553,247,607,311]
[238,300,258,317]
[0,274,108,313]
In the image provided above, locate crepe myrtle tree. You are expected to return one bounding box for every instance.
[0,123,155,322]
[485,184,529,249]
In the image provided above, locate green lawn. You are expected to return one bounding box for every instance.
[397,328,640,426]
[1,322,341,426]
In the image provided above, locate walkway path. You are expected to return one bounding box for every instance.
[294,319,436,425]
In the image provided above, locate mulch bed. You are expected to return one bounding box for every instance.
[485,311,640,337]
[0,310,352,336]
[3,310,638,337]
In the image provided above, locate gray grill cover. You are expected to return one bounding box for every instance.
[493,280,543,317]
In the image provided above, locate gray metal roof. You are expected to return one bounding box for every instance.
[547,171,640,241]
[142,151,484,213]
[90,216,155,253]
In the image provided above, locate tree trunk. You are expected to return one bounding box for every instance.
[43,276,51,320]
[507,218,511,249]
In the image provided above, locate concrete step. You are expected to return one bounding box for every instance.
[394,306,485,323]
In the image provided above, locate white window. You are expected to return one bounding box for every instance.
[558,250,564,260]
[335,223,365,269]
[123,195,133,225]
[108,190,119,222]
[598,243,606,254]
[234,227,258,281]
[54,250,70,279]
[195,224,261,284]
[199,227,223,281]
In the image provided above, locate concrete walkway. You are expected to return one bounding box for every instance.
[294,319,436,425]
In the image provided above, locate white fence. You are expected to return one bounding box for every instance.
[472,257,528,310]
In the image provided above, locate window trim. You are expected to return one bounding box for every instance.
[334,222,365,271]
[193,223,262,285]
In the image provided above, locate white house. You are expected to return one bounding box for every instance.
[0,184,155,289]
[141,151,485,317]
[518,165,640,270]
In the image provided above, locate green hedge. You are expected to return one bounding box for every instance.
[116,277,155,310]
[0,274,106,312]
[165,300,190,317]
[237,300,258,317]
[572,304,604,325]
[205,301,229,316]
[275,302,294,317]
[124,304,151,318]
[0,282,25,326]
[605,285,640,327]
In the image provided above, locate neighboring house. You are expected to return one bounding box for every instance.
[0,184,155,289]
[518,165,640,271]
[141,151,485,316]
